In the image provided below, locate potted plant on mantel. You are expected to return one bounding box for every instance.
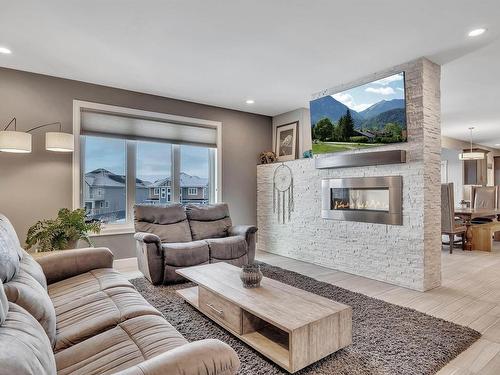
[26,208,101,255]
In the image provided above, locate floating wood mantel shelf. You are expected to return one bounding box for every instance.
[315,149,406,169]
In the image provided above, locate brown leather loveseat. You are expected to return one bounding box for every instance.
[0,213,240,375]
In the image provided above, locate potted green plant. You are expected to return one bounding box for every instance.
[26,208,101,252]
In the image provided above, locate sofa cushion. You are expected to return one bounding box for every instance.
[185,203,229,221]
[186,203,233,241]
[137,221,193,243]
[135,204,186,224]
[0,302,57,375]
[55,315,188,375]
[0,280,8,325]
[48,268,135,308]
[54,286,161,352]
[162,240,210,267]
[20,249,48,290]
[0,214,22,283]
[189,218,232,241]
[3,269,57,347]
[135,204,192,243]
[206,236,248,261]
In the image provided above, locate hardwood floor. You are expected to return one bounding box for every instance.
[115,244,500,374]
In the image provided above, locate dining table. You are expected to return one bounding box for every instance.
[454,208,500,251]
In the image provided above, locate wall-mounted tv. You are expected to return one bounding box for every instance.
[310,72,407,155]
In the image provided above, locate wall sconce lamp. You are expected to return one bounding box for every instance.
[0,118,74,153]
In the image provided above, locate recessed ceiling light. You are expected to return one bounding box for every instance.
[0,46,12,54]
[245,99,255,104]
[468,28,486,37]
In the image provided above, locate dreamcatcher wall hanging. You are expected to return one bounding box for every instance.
[273,163,294,223]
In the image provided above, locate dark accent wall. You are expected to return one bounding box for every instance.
[0,67,271,258]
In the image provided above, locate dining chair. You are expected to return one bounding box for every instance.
[441,183,466,253]
[471,186,497,224]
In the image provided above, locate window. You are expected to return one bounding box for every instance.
[76,102,220,232]
[136,141,171,205]
[180,145,211,204]
[82,136,126,224]
[80,139,216,228]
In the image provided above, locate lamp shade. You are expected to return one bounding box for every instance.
[0,131,32,153]
[458,151,485,160]
[45,132,74,152]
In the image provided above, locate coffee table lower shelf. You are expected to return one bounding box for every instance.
[177,286,291,370]
[177,284,351,373]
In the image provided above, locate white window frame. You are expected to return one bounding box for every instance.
[153,188,159,195]
[73,100,222,236]
[188,187,198,196]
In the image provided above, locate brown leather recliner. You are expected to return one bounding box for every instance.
[134,203,257,284]
[0,213,240,375]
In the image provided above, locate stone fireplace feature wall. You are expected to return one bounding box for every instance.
[257,58,441,291]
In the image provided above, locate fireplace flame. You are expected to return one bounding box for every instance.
[334,199,389,211]
[334,201,350,209]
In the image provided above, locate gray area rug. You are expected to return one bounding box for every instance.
[131,262,480,375]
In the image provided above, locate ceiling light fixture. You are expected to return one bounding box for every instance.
[0,46,12,54]
[468,28,486,37]
[245,99,255,104]
[459,127,484,160]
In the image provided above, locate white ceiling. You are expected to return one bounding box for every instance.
[1,1,499,145]
[441,38,500,148]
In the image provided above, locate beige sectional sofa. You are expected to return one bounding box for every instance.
[0,213,240,375]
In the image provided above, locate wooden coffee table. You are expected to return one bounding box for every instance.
[176,263,352,373]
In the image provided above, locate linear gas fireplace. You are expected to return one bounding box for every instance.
[321,176,402,225]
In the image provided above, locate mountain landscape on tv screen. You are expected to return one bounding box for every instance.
[309,72,407,154]
[310,96,406,130]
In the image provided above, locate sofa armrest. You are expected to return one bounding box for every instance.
[36,247,114,284]
[228,225,257,238]
[113,339,240,375]
[134,232,162,252]
[228,225,257,264]
[134,232,164,285]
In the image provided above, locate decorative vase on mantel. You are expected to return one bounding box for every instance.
[240,264,263,288]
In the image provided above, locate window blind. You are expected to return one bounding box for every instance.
[81,110,218,147]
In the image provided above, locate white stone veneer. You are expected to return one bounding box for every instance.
[257,59,441,291]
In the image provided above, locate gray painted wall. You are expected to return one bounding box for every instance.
[441,148,464,203]
[0,67,272,258]
[272,108,312,158]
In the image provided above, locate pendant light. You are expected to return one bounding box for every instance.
[459,127,484,160]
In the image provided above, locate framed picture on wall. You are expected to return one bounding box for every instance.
[275,121,298,161]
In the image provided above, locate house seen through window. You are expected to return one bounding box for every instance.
[82,136,213,225]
